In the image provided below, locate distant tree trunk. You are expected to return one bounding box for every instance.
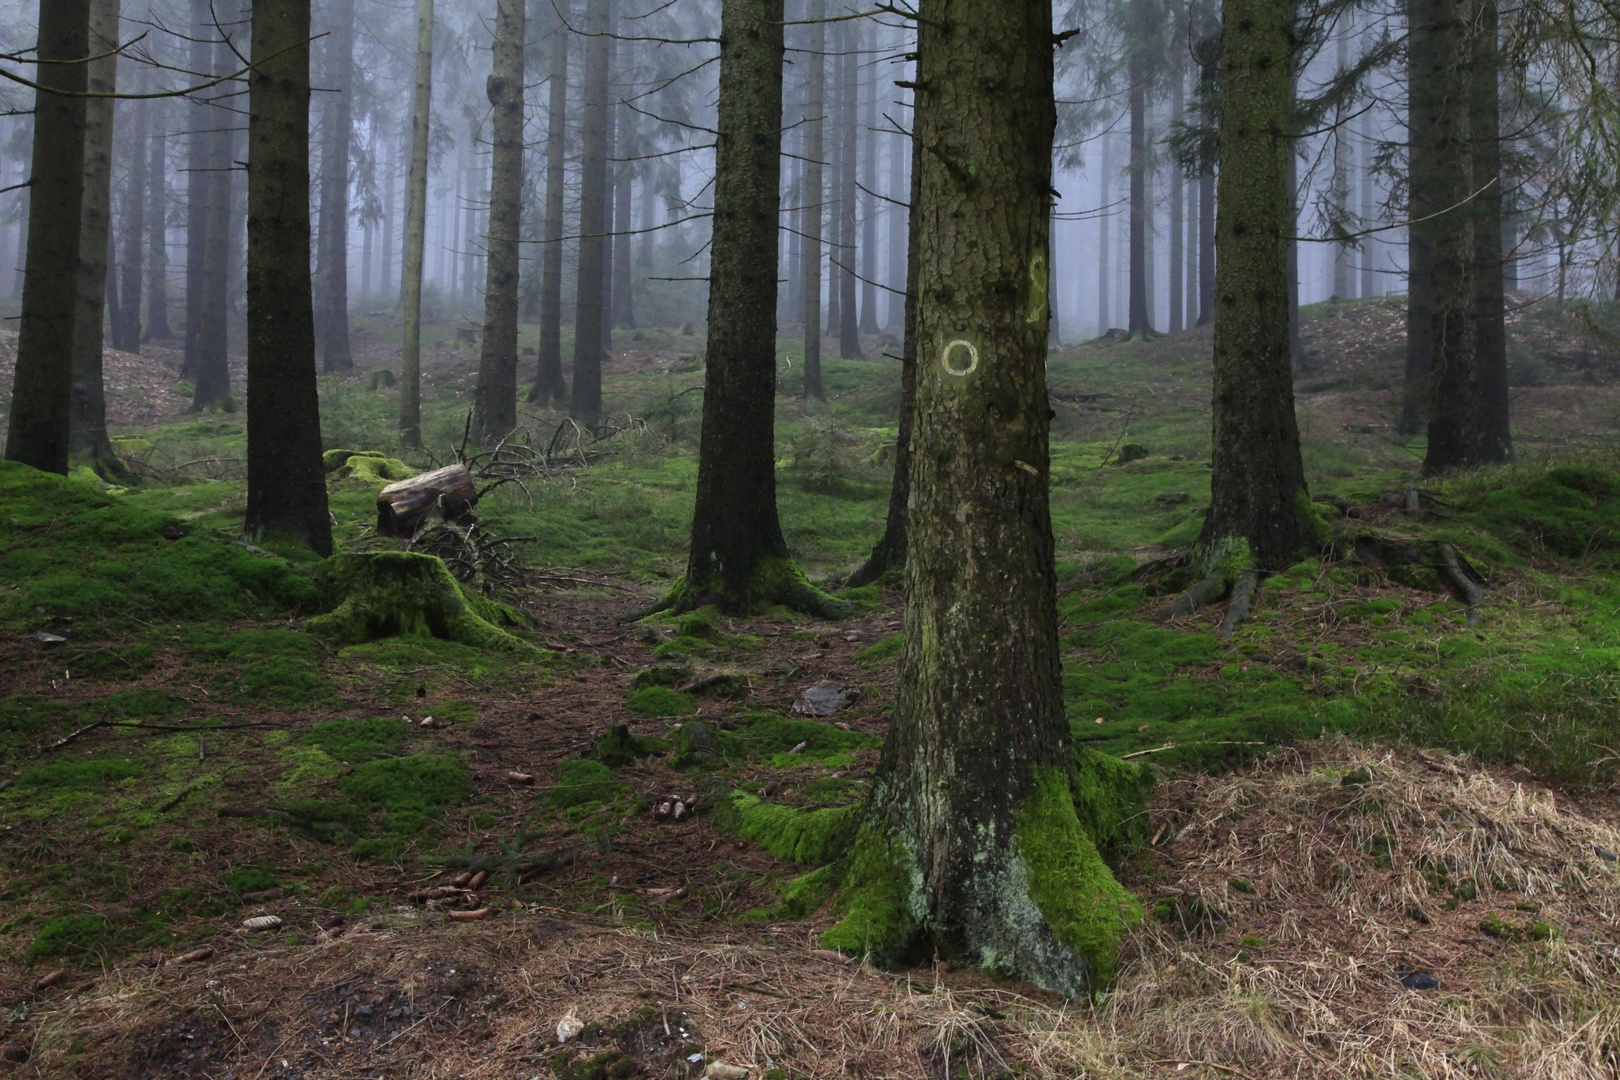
[1332,32,1353,300]
[801,0,825,398]
[1426,0,1510,472]
[1098,132,1112,329]
[837,22,863,359]
[1285,84,1302,373]
[858,34,879,338]
[360,122,375,301]
[1168,48,1185,334]
[191,36,236,413]
[182,0,212,383]
[114,83,149,354]
[1199,0,1313,572]
[461,133,479,306]
[4,0,89,475]
[1358,106,1378,299]
[471,0,526,446]
[382,128,397,305]
[569,0,611,426]
[668,0,842,617]
[1401,0,1441,437]
[613,61,636,331]
[400,0,434,447]
[1127,18,1153,338]
[785,129,802,326]
[824,23,842,345]
[599,23,616,352]
[845,123,919,588]
[244,0,333,557]
[885,98,907,333]
[833,0,1139,998]
[317,0,355,372]
[69,0,127,478]
[529,1,570,405]
[1196,12,1217,327]
[146,101,172,341]
[1185,172,1198,322]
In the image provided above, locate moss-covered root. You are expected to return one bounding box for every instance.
[822,768,1144,997]
[1163,535,1256,621]
[650,555,852,620]
[1217,567,1260,641]
[307,551,533,651]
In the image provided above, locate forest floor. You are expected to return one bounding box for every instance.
[2,296,1620,1078]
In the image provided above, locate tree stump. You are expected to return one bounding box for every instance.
[376,465,477,538]
[307,551,530,651]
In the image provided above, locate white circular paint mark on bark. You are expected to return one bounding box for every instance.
[942,339,979,377]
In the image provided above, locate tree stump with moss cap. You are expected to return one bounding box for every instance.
[307,551,530,651]
[375,465,477,538]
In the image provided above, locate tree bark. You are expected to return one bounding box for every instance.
[190,33,236,413]
[182,0,212,383]
[472,0,526,446]
[1098,132,1113,331]
[146,99,172,341]
[1358,103,1378,299]
[1400,0,1437,436]
[837,21,863,359]
[1168,43,1185,335]
[858,32,879,338]
[1332,30,1353,300]
[68,0,127,478]
[1199,0,1313,572]
[670,0,839,617]
[4,0,90,475]
[530,2,570,404]
[377,464,476,537]
[569,0,612,427]
[244,0,333,557]
[114,79,149,354]
[1127,4,1153,339]
[830,0,1138,998]
[1195,7,1217,327]
[800,0,825,398]
[400,0,435,447]
[317,0,355,373]
[613,57,636,331]
[885,79,907,334]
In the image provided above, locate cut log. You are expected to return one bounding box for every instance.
[377,464,477,538]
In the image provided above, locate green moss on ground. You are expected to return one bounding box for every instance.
[712,791,858,865]
[27,909,169,965]
[1015,767,1143,987]
[625,686,693,717]
[302,717,405,763]
[322,449,417,483]
[553,759,631,809]
[308,552,532,652]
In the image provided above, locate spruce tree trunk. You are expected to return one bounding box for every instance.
[832,0,1138,997]
[1168,50,1185,335]
[68,0,126,477]
[613,64,636,331]
[529,2,570,404]
[472,0,526,446]
[1331,31,1352,300]
[317,0,355,373]
[1127,34,1152,337]
[383,130,397,305]
[244,0,333,557]
[1400,0,1436,435]
[845,121,919,588]
[1358,106,1378,299]
[191,35,236,413]
[4,0,89,475]
[1199,0,1313,572]
[824,24,842,347]
[837,23,862,359]
[115,84,149,354]
[1098,132,1112,330]
[1195,11,1217,327]
[800,0,825,399]
[885,91,907,333]
[400,0,434,447]
[858,34,879,338]
[569,0,611,427]
[146,102,172,341]
[182,0,212,382]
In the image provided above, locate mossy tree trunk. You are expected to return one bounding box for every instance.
[1197,0,1314,574]
[528,0,571,406]
[399,0,434,448]
[829,0,1138,997]
[472,0,526,446]
[3,0,90,476]
[845,122,920,589]
[68,0,131,481]
[243,0,333,557]
[667,0,844,620]
[569,0,612,428]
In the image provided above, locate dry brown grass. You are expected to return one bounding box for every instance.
[10,739,1620,1079]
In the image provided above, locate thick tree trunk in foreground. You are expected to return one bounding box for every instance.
[826,0,1139,997]
[570,0,612,427]
[146,102,172,341]
[191,38,235,412]
[1425,0,1510,473]
[68,0,127,478]
[399,0,434,447]
[244,0,333,557]
[472,0,526,445]
[317,0,356,373]
[667,0,842,617]
[1199,0,1314,572]
[800,0,825,399]
[4,0,90,475]
[529,3,570,405]
[845,122,919,588]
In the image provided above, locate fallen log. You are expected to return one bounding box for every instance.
[377,465,477,538]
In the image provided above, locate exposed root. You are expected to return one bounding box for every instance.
[1434,542,1484,626]
[1216,568,1258,641]
[1162,569,1228,620]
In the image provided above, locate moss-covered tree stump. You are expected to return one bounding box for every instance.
[307,552,531,651]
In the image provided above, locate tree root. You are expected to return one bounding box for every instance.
[1161,569,1228,620]
[1217,568,1259,641]
[1434,543,1484,626]
[635,555,853,621]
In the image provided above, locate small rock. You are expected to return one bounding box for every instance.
[557,1012,584,1044]
[1398,970,1439,991]
[31,631,67,645]
[1115,443,1150,465]
[1595,846,1619,864]
[792,680,859,716]
[705,1063,750,1080]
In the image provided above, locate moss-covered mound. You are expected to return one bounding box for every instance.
[322,449,418,483]
[307,552,532,651]
[1452,464,1620,562]
[0,460,319,623]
